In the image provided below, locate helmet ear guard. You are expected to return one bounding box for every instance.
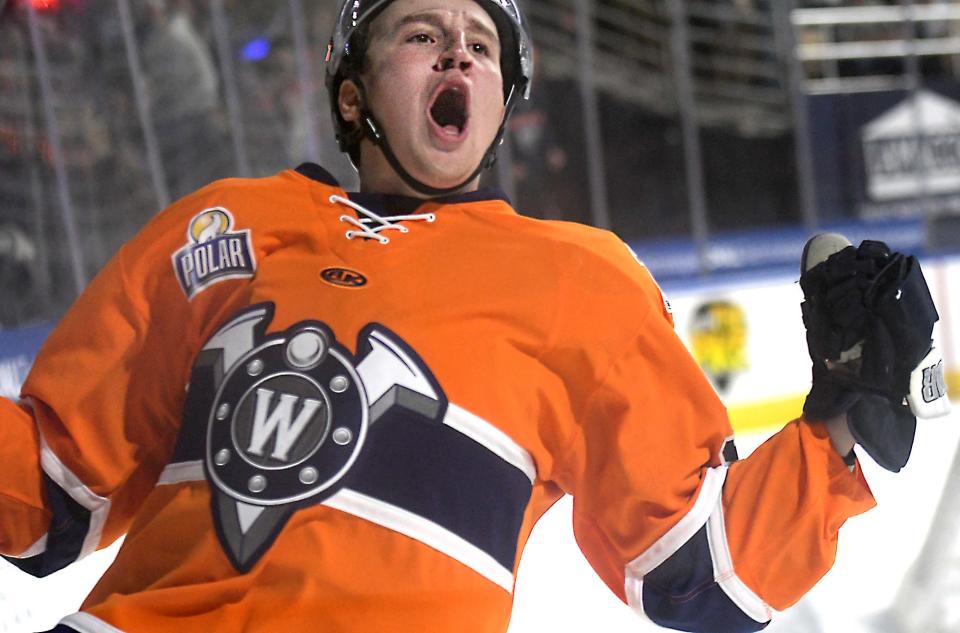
[325,0,534,196]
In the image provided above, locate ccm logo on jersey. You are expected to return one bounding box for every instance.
[173,207,256,299]
[320,267,367,288]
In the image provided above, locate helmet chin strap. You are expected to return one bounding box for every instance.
[355,79,520,199]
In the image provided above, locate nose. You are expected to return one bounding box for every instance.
[433,34,472,73]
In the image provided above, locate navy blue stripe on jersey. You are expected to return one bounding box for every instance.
[2,474,90,578]
[162,403,532,576]
[344,408,532,571]
[170,347,222,464]
[642,524,768,633]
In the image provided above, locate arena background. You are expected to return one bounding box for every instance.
[2,0,960,631]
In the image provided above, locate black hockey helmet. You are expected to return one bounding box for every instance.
[325,0,534,196]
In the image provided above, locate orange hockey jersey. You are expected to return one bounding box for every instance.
[0,164,874,632]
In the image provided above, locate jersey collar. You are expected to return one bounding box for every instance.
[294,162,514,216]
[295,162,340,187]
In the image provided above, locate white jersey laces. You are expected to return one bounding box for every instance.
[330,195,436,245]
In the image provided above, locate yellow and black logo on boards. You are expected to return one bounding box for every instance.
[320,267,368,288]
[689,300,748,394]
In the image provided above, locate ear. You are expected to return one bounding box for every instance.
[338,79,363,124]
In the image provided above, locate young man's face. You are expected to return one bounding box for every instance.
[342,0,506,195]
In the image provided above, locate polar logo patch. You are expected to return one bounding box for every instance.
[173,207,256,299]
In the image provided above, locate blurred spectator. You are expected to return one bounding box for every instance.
[509,100,570,219]
[141,0,233,198]
[0,224,36,326]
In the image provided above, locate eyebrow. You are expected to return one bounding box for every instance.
[394,11,500,45]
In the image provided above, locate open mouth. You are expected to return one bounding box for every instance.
[429,87,469,137]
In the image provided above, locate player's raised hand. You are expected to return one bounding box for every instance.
[799,233,949,472]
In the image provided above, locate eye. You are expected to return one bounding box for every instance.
[408,33,435,44]
[471,42,490,56]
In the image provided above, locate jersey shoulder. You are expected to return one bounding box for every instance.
[506,213,637,271]
[158,168,324,229]
[507,214,670,321]
[116,168,327,300]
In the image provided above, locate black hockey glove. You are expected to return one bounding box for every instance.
[799,234,949,472]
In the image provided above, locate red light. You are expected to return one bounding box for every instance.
[27,0,60,10]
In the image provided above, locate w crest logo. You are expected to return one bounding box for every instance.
[181,303,447,571]
[245,388,326,463]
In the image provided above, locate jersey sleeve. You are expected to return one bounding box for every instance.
[546,234,875,632]
[0,181,255,576]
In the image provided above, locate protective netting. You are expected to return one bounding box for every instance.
[0,0,800,328]
[0,1,357,327]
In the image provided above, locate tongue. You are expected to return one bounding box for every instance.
[431,89,466,134]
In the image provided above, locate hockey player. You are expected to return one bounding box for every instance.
[0,0,946,631]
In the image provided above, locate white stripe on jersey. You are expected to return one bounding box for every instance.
[444,404,536,484]
[38,432,111,561]
[706,493,774,623]
[157,459,204,485]
[60,611,127,633]
[322,487,516,593]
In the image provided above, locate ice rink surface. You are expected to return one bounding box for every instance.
[1,410,958,632]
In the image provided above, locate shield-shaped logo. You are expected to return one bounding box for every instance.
[183,303,446,571]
